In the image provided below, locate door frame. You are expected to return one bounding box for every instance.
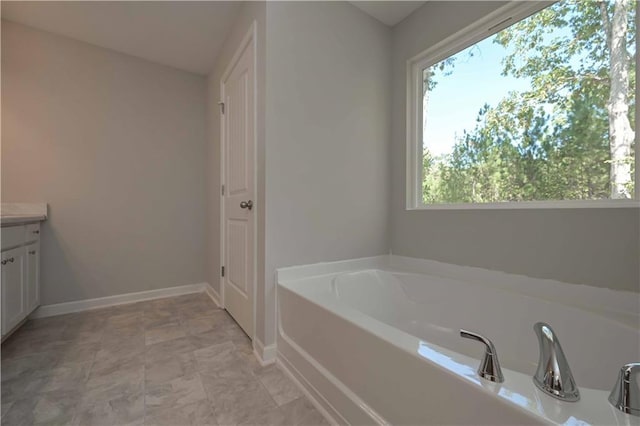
[219,21,258,341]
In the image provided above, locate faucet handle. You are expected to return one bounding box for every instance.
[609,363,640,417]
[460,329,504,383]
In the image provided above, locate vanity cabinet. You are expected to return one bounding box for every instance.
[1,222,41,339]
[1,247,26,335]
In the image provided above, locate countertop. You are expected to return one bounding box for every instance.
[1,214,47,226]
[0,203,48,226]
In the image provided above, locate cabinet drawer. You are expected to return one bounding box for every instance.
[1,226,24,251]
[24,224,40,244]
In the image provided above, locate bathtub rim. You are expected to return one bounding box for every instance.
[277,254,639,325]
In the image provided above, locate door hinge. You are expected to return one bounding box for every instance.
[221,185,225,196]
[221,266,225,277]
[218,101,225,114]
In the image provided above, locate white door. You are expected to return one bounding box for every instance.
[25,243,40,313]
[2,247,26,335]
[221,29,255,338]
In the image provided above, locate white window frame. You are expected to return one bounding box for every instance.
[406,1,640,210]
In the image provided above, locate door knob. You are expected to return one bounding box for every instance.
[240,200,253,210]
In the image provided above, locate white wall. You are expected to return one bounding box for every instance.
[2,21,208,304]
[390,1,640,292]
[263,1,392,345]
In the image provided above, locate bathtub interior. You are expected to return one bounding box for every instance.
[331,269,640,392]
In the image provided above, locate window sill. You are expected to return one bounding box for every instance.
[408,199,640,210]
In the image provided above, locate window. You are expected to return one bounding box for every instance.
[407,0,638,209]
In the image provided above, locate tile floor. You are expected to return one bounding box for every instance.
[1,293,328,426]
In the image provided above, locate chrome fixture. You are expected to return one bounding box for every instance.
[609,363,640,417]
[240,200,253,210]
[533,322,579,402]
[460,329,504,383]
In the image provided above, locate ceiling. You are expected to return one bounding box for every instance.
[1,1,242,75]
[350,1,426,26]
[1,1,427,74]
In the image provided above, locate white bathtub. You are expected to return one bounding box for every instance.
[276,255,640,425]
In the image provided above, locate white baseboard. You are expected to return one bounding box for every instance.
[253,337,277,366]
[30,282,210,318]
[203,283,222,307]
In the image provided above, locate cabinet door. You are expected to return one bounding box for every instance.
[25,244,40,314]
[2,248,26,335]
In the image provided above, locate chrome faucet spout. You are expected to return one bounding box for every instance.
[533,322,580,402]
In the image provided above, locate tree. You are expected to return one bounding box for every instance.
[495,0,635,198]
[605,0,635,198]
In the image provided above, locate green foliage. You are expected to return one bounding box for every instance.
[422,0,636,204]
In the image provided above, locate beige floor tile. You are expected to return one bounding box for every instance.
[103,322,145,341]
[255,365,303,406]
[0,294,327,426]
[181,312,229,335]
[94,336,145,371]
[53,340,101,365]
[2,389,80,426]
[7,326,66,346]
[28,360,92,394]
[176,296,220,318]
[235,349,264,375]
[1,372,45,405]
[22,314,73,332]
[145,350,198,387]
[102,302,145,317]
[239,396,328,426]
[145,336,197,363]
[145,399,217,426]
[92,351,145,377]
[60,312,106,330]
[60,316,105,343]
[193,341,247,375]
[274,396,329,426]
[172,293,210,305]
[145,373,208,408]
[1,352,58,383]
[188,328,231,350]
[143,297,178,312]
[85,362,144,401]
[73,389,144,426]
[1,334,69,361]
[59,327,104,344]
[229,333,253,354]
[1,401,13,419]
[143,308,179,329]
[145,322,187,346]
[201,369,277,425]
[105,311,142,328]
